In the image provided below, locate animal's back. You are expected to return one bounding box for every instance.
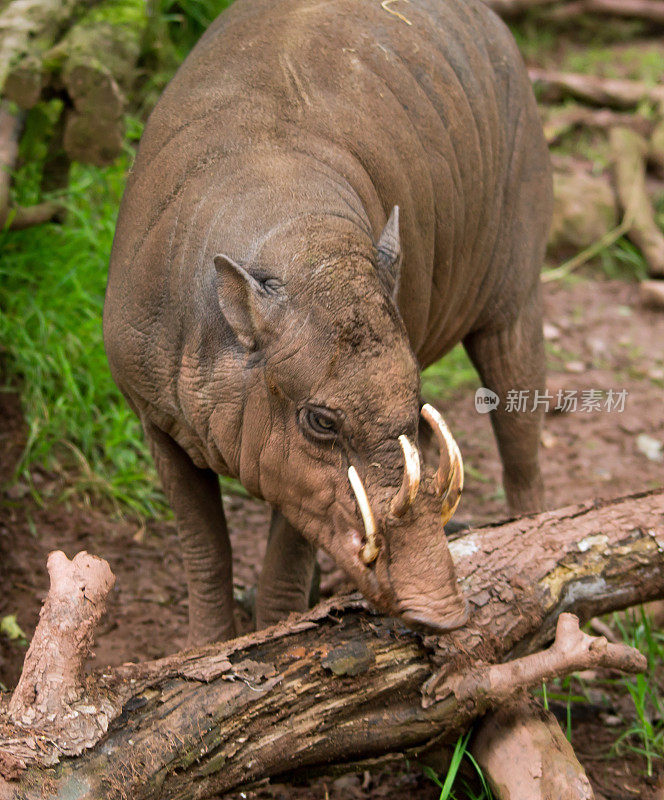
[106,0,550,390]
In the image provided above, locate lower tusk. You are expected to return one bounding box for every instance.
[348,466,379,564]
[421,403,464,520]
[390,435,421,517]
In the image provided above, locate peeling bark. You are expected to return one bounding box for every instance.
[7,551,115,749]
[0,490,662,799]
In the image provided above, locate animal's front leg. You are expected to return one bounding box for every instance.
[464,291,546,516]
[143,420,236,645]
[255,511,317,629]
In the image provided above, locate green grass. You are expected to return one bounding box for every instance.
[0,0,242,518]
[599,237,651,282]
[562,42,664,84]
[537,608,664,780]
[612,608,664,777]
[0,152,166,516]
[509,11,649,70]
[550,124,612,171]
[421,344,479,401]
[423,729,494,800]
[543,234,651,285]
[160,0,235,61]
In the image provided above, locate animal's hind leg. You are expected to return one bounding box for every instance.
[463,286,546,516]
[255,511,317,629]
[143,420,236,645]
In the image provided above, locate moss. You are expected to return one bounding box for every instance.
[562,42,664,84]
[43,0,145,88]
[84,0,147,28]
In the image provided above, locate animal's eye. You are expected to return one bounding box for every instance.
[250,269,282,296]
[299,406,340,441]
[259,277,282,296]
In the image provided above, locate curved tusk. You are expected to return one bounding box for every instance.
[440,437,464,525]
[390,435,421,517]
[421,403,464,521]
[348,466,379,564]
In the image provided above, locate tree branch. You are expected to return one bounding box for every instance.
[0,490,662,799]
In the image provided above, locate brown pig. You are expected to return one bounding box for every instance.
[103,0,552,645]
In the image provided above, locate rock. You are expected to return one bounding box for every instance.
[587,337,608,360]
[5,481,29,500]
[548,169,618,252]
[636,433,663,462]
[600,713,622,727]
[564,360,586,373]
[640,280,664,310]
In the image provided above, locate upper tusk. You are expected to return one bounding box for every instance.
[440,438,464,525]
[421,403,464,515]
[348,466,380,564]
[390,435,421,517]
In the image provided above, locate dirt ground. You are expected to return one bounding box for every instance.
[1,276,663,799]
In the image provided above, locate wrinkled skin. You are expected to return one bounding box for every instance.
[104,0,552,644]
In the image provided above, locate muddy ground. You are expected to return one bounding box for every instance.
[1,276,663,799]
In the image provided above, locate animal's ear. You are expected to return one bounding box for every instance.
[375,205,402,301]
[214,254,272,350]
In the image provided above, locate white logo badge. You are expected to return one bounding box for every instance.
[475,387,499,414]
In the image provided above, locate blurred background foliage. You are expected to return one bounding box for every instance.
[0,3,663,795]
[0,0,662,517]
[0,0,235,515]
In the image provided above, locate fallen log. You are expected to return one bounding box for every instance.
[529,68,664,112]
[610,126,664,277]
[5,201,64,228]
[542,105,654,146]
[640,279,664,309]
[43,0,146,165]
[2,0,147,167]
[0,101,22,228]
[482,0,553,16]
[550,0,664,25]
[0,490,662,799]
[473,696,594,800]
[485,0,664,23]
[0,102,65,229]
[0,0,88,100]
[548,166,619,253]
